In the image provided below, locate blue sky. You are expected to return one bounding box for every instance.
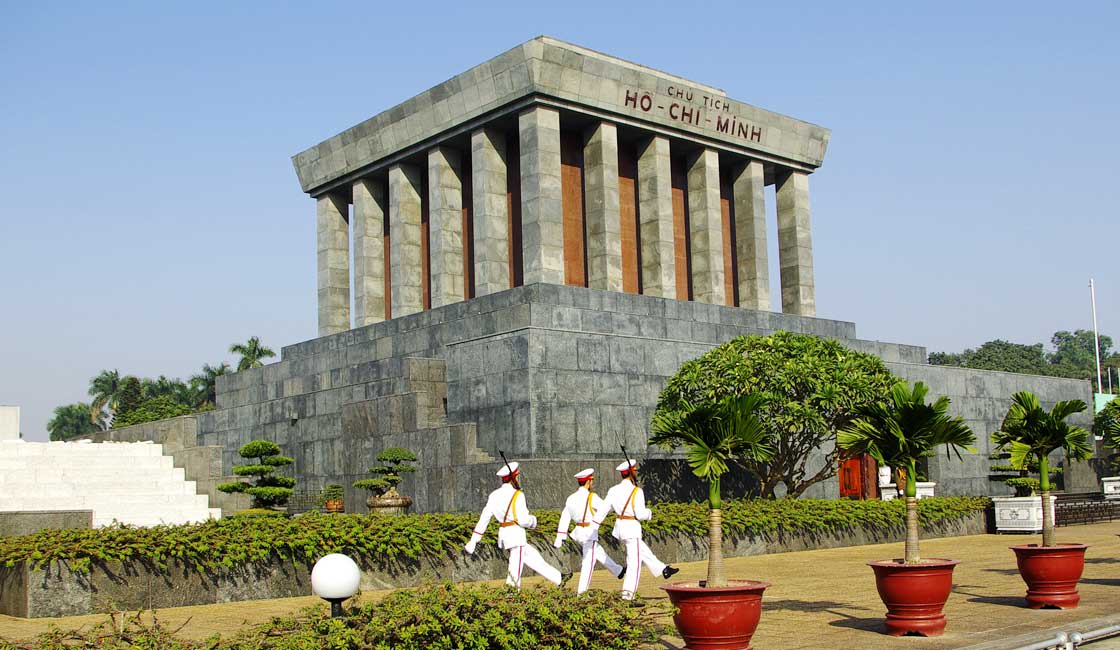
[1,1,1117,440]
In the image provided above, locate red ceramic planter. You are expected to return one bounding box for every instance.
[661,580,770,650]
[1010,543,1088,609]
[867,559,960,637]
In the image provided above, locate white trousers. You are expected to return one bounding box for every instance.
[576,539,623,594]
[506,544,562,588]
[621,538,666,599]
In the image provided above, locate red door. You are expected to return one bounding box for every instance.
[839,456,863,499]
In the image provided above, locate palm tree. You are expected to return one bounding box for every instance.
[48,403,105,440]
[991,392,1092,547]
[190,362,230,408]
[230,337,276,371]
[650,393,773,588]
[88,369,121,425]
[838,381,975,564]
[141,375,193,406]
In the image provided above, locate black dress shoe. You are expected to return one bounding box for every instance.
[617,565,627,580]
[662,566,679,579]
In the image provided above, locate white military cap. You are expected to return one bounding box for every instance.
[615,459,637,472]
[573,468,595,480]
[496,461,520,478]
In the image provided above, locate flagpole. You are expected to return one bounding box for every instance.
[1090,278,1103,394]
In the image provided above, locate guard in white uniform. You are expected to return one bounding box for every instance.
[605,459,678,600]
[554,468,625,593]
[463,462,570,588]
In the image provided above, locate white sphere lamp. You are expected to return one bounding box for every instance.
[311,553,361,617]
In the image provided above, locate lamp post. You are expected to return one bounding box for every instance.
[311,553,361,617]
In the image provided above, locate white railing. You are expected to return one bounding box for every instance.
[1012,625,1120,650]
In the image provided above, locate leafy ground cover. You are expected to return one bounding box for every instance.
[0,497,990,574]
[0,584,670,650]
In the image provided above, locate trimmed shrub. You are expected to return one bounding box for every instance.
[0,585,670,650]
[0,497,990,575]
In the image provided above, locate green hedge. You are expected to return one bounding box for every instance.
[0,584,670,650]
[0,497,990,574]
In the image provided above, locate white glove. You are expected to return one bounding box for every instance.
[464,540,477,555]
[525,514,538,529]
[553,534,564,549]
[637,508,653,521]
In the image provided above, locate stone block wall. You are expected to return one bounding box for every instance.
[887,363,1095,496]
[199,283,935,509]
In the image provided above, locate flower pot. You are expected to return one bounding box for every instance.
[366,488,412,516]
[323,499,344,513]
[867,559,960,637]
[1010,543,1088,609]
[660,580,769,650]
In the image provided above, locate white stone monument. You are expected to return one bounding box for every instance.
[0,406,19,440]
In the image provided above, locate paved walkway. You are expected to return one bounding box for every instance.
[0,521,1116,648]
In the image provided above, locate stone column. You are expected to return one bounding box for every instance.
[352,178,386,327]
[686,149,726,305]
[776,170,816,316]
[471,128,510,296]
[389,163,424,317]
[428,147,464,308]
[732,160,769,311]
[316,192,350,336]
[636,136,676,297]
[518,106,565,286]
[583,122,623,292]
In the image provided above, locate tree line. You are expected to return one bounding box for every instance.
[929,329,1119,387]
[47,337,276,440]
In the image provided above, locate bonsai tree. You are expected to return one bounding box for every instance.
[991,392,1093,547]
[838,381,975,564]
[656,332,898,498]
[218,440,296,508]
[353,447,417,498]
[650,393,773,587]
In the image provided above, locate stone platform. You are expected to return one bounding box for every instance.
[189,283,1093,513]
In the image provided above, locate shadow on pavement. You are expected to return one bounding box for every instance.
[1080,577,1120,586]
[828,615,887,633]
[1084,557,1120,564]
[765,599,869,613]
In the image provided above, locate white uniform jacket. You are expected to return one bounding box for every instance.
[605,478,653,541]
[471,483,538,550]
[556,487,610,544]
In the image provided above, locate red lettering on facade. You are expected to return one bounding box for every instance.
[639,94,652,111]
[624,89,638,109]
[750,125,762,142]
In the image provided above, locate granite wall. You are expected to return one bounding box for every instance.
[192,283,1097,512]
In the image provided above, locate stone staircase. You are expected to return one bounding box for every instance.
[0,440,220,527]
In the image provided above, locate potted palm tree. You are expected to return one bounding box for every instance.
[650,393,774,650]
[838,381,975,637]
[992,391,1093,609]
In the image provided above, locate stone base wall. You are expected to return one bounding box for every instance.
[0,512,984,618]
[0,511,92,538]
[106,284,1096,513]
[886,363,1095,496]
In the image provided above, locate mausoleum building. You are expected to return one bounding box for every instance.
[137,37,1094,513]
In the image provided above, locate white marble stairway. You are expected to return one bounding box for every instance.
[0,440,221,527]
